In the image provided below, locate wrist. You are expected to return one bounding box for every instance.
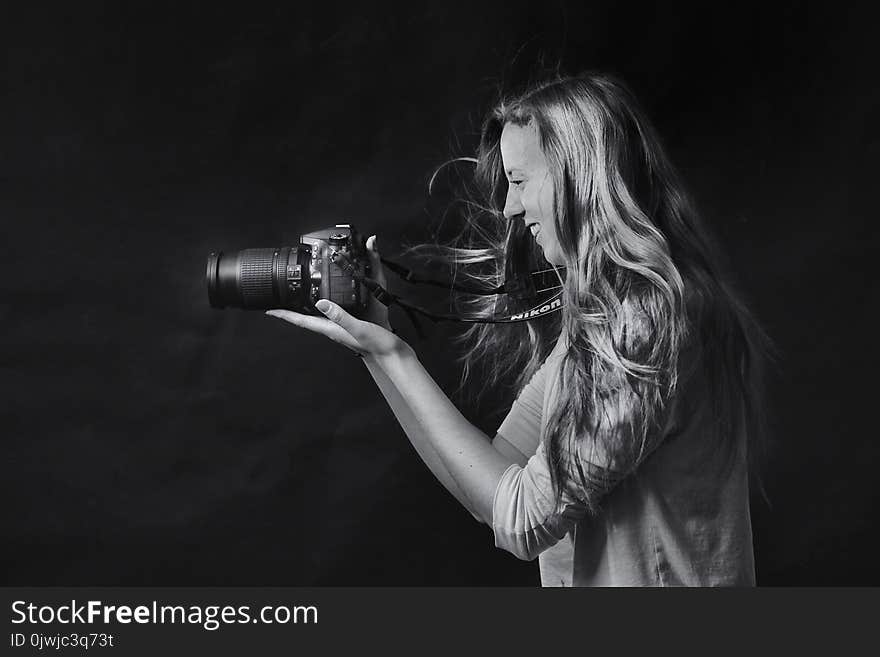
[367,337,415,369]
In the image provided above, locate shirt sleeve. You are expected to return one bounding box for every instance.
[492,438,589,561]
[492,358,547,465]
[491,340,591,561]
[491,376,639,561]
[490,325,684,561]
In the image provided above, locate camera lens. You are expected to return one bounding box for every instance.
[206,247,311,310]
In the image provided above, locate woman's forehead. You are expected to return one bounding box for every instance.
[500,121,545,172]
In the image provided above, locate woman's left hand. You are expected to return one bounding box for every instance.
[266,234,408,359]
[266,298,407,360]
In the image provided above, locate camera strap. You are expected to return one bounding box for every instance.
[378,257,566,299]
[332,252,564,337]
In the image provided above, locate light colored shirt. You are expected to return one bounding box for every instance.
[491,336,755,586]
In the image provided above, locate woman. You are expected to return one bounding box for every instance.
[267,73,767,586]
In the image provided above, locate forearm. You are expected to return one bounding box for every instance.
[264,301,513,524]
[362,356,482,520]
[368,345,515,524]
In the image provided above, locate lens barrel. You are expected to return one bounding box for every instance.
[206,247,311,310]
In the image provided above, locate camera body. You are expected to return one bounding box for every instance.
[206,224,371,315]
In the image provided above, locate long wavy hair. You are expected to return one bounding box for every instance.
[430,72,768,513]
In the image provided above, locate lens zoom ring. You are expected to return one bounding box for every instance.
[239,249,276,307]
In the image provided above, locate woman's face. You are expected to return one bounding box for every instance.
[500,120,563,266]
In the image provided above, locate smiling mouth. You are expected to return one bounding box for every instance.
[527,223,540,237]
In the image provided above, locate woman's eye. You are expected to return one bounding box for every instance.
[510,180,524,187]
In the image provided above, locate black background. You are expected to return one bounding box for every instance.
[2,1,877,585]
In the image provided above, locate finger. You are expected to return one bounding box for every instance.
[266,309,360,350]
[367,235,382,264]
[366,234,387,286]
[315,299,366,338]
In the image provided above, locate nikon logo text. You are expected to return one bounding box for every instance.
[509,298,562,321]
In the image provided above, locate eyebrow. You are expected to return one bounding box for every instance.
[505,168,526,176]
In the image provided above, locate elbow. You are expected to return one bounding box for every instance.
[493,531,547,562]
[490,463,576,560]
[491,471,559,560]
[507,545,542,562]
[470,508,488,525]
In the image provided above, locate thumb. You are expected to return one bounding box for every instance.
[366,234,387,288]
[366,234,380,260]
[315,299,361,335]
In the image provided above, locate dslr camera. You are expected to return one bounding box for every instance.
[206,224,372,316]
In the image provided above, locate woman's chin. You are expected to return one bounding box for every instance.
[541,248,561,267]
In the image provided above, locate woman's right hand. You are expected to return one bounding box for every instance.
[362,235,392,331]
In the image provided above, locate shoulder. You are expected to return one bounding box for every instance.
[618,279,701,345]
[616,281,706,388]
[619,296,652,342]
[615,293,655,362]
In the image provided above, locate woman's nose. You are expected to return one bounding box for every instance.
[503,188,524,220]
